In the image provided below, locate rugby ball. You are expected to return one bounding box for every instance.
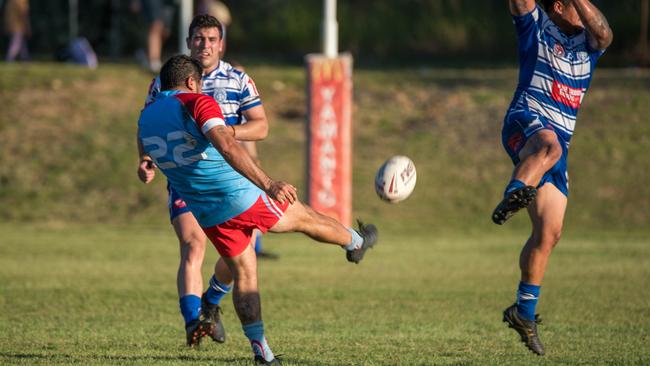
[374,156,417,203]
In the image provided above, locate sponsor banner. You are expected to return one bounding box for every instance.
[305,53,353,226]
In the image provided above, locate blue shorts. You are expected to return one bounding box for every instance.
[502,111,569,197]
[167,182,192,222]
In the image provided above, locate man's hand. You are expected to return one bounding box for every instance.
[137,159,156,184]
[572,0,613,51]
[509,0,536,16]
[267,180,297,205]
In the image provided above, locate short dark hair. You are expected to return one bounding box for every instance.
[188,14,223,39]
[541,0,568,12]
[160,55,202,91]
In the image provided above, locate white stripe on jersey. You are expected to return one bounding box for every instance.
[200,61,261,123]
[526,96,576,133]
[537,47,592,78]
[201,117,225,134]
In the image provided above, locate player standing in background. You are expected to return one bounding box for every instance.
[137,15,270,346]
[138,55,378,365]
[130,0,173,73]
[494,0,612,355]
[4,0,31,62]
[194,0,278,259]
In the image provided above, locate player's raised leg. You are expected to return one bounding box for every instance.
[493,129,562,224]
[503,183,567,355]
[269,200,378,264]
[512,130,563,190]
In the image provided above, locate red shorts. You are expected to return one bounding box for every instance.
[202,194,289,257]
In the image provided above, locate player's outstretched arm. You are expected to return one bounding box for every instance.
[232,105,269,141]
[572,0,613,51]
[205,125,297,204]
[136,128,156,184]
[509,0,536,16]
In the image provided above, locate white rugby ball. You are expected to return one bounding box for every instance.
[374,156,417,203]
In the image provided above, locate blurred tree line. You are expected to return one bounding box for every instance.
[3,0,648,66]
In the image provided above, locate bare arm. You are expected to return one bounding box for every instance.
[509,0,536,16]
[205,125,296,204]
[136,130,149,160]
[136,127,155,184]
[572,0,613,51]
[232,105,269,141]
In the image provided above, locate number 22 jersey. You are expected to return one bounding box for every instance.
[138,90,262,228]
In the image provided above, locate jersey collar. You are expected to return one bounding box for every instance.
[203,61,226,79]
[157,89,186,98]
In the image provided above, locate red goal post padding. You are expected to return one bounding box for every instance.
[305,53,353,226]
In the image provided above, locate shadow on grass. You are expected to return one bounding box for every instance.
[1,351,247,364]
[1,352,387,366]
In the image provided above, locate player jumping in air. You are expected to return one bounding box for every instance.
[138,55,377,365]
[493,0,612,356]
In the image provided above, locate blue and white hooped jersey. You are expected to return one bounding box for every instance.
[506,5,605,146]
[138,90,263,228]
[145,60,262,126]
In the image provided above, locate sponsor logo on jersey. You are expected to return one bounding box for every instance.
[553,43,565,57]
[551,80,582,109]
[173,199,187,209]
[577,51,588,61]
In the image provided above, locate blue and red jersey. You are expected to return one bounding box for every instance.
[138,90,262,227]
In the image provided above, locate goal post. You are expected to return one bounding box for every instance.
[305,0,353,226]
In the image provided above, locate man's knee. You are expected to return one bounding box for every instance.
[545,140,562,164]
[173,214,206,248]
[536,229,561,253]
[270,200,314,233]
[178,231,206,265]
[179,231,206,249]
[223,246,258,284]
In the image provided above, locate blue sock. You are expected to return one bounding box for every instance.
[516,281,541,321]
[243,321,275,362]
[179,295,201,325]
[254,232,263,254]
[504,179,526,198]
[205,275,231,305]
[344,228,363,251]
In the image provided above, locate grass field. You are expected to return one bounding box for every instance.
[1,62,650,365]
[1,224,649,365]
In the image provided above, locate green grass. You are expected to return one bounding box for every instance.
[1,62,649,364]
[1,224,649,365]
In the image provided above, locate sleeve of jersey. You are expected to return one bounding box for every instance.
[239,73,262,111]
[180,94,226,135]
[144,77,161,107]
[512,5,541,51]
[586,39,606,60]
